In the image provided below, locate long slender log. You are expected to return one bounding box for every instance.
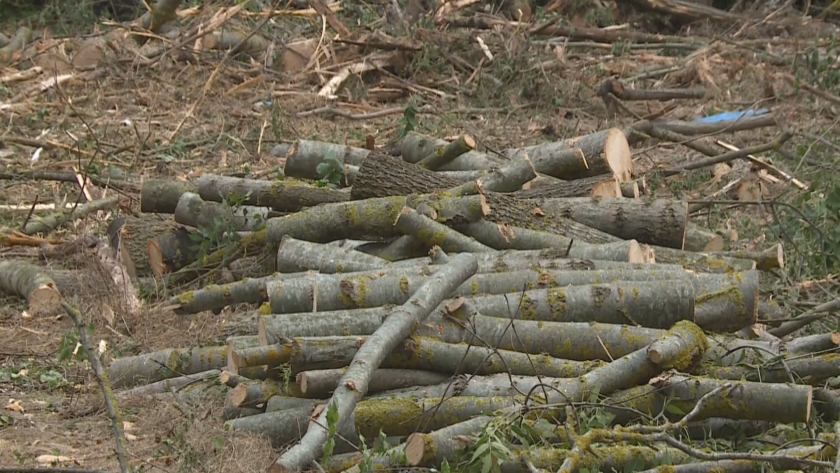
[174,192,272,232]
[116,369,220,399]
[401,131,505,170]
[0,260,62,315]
[416,134,476,170]
[507,128,633,182]
[703,352,840,384]
[394,206,493,253]
[297,368,450,397]
[606,373,812,425]
[266,196,406,244]
[625,114,778,143]
[661,132,792,176]
[275,234,389,273]
[196,174,351,212]
[140,179,197,214]
[229,378,305,407]
[268,253,478,472]
[446,156,538,195]
[108,346,228,389]
[768,298,840,338]
[515,175,622,199]
[354,235,431,261]
[21,196,120,235]
[715,243,784,271]
[536,197,688,249]
[784,332,840,357]
[646,245,757,273]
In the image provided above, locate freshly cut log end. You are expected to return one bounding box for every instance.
[297,372,309,394]
[620,180,640,198]
[405,433,426,466]
[147,240,165,278]
[591,177,622,198]
[642,245,656,264]
[30,285,61,314]
[230,384,249,407]
[774,243,784,270]
[628,240,645,264]
[684,223,724,252]
[605,128,633,182]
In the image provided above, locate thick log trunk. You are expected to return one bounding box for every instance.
[683,222,724,251]
[197,174,351,212]
[0,260,61,315]
[140,179,197,214]
[229,378,304,407]
[536,197,688,249]
[703,352,840,384]
[351,152,460,200]
[508,128,633,182]
[120,215,183,278]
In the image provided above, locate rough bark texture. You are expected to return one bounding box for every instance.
[197,174,351,213]
[268,253,479,472]
[0,259,61,315]
[401,131,504,170]
[351,152,460,200]
[148,225,202,277]
[536,197,688,249]
[282,139,372,181]
[116,370,221,399]
[120,214,182,278]
[416,134,475,170]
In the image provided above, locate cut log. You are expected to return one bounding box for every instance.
[174,192,272,232]
[606,373,812,425]
[275,234,389,273]
[265,196,406,244]
[147,226,201,277]
[394,206,494,253]
[536,197,688,249]
[416,134,476,170]
[268,253,478,471]
[116,369,221,399]
[108,346,228,389]
[351,152,460,201]
[229,379,304,407]
[120,215,182,278]
[140,179,197,214]
[704,352,840,384]
[446,156,538,196]
[0,260,61,315]
[646,245,757,273]
[508,128,633,182]
[620,180,640,198]
[683,222,724,252]
[515,175,622,199]
[401,131,504,170]
[715,243,784,271]
[297,368,450,397]
[197,174,351,212]
[354,235,432,261]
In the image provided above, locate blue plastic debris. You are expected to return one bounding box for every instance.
[693,108,770,124]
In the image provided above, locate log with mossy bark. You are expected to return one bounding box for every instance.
[21,196,120,235]
[535,197,688,249]
[605,373,812,425]
[508,128,633,182]
[393,206,494,253]
[231,334,604,379]
[702,352,840,384]
[401,131,591,179]
[416,134,476,170]
[714,243,784,271]
[270,320,706,471]
[296,368,451,398]
[173,192,273,232]
[255,266,757,331]
[0,260,61,315]
[515,175,623,199]
[196,174,351,212]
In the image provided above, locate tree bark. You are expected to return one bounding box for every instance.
[0,259,61,315]
[647,245,757,273]
[282,139,372,184]
[401,131,504,170]
[683,222,724,252]
[116,369,221,399]
[197,174,351,212]
[515,175,622,199]
[297,368,450,397]
[275,235,389,273]
[140,179,197,214]
[703,352,840,384]
[507,128,633,182]
[715,243,784,271]
[268,253,478,472]
[108,346,227,389]
[446,155,537,195]
[416,134,476,170]
[266,196,406,244]
[174,191,272,232]
[229,378,305,407]
[536,197,688,249]
[394,206,494,253]
[351,152,460,201]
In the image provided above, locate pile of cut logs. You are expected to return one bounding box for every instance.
[105,119,840,473]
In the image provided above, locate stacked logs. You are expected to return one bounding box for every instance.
[103,123,840,473]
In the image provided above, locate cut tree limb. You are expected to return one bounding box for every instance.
[140,179,197,214]
[394,206,493,253]
[0,259,61,315]
[267,253,478,472]
[21,195,119,235]
[536,197,688,249]
[416,134,476,170]
[508,128,632,182]
[683,222,724,252]
[197,174,351,212]
[516,175,623,199]
[297,368,450,397]
[174,192,272,231]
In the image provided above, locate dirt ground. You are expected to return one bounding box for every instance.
[1,1,840,471]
